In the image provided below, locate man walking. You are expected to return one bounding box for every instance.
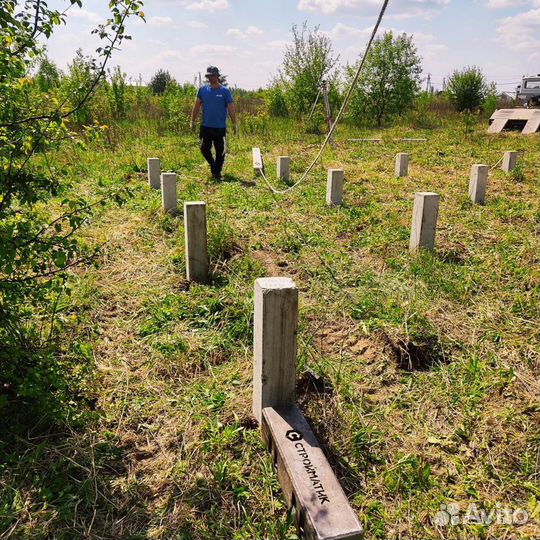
[190,66,237,180]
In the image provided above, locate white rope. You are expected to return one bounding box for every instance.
[489,156,503,170]
[257,0,390,195]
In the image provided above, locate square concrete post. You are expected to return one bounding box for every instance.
[253,277,298,425]
[277,156,290,182]
[147,158,160,189]
[409,192,440,251]
[160,173,177,214]
[252,147,264,177]
[326,169,344,207]
[502,151,518,172]
[395,153,409,177]
[469,164,488,204]
[184,202,209,283]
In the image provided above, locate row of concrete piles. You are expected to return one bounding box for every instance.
[147,158,209,283]
[271,150,520,251]
[147,149,521,285]
[399,150,518,250]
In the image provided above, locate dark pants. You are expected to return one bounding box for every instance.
[199,126,226,176]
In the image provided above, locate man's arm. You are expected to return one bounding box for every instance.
[190,97,202,129]
[227,102,237,133]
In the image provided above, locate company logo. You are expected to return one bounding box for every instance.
[433,503,529,527]
[286,429,303,442]
[293,439,330,504]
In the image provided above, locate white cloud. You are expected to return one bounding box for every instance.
[226,26,264,39]
[495,8,540,51]
[266,39,290,50]
[326,23,447,51]
[187,20,208,28]
[226,28,246,39]
[528,49,540,62]
[297,0,450,19]
[298,0,379,15]
[324,22,373,40]
[69,8,101,24]
[157,49,183,60]
[338,25,447,69]
[246,25,263,35]
[149,16,174,26]
[190,44,238,54]
[485,0,528,7]
[186,0,229,13]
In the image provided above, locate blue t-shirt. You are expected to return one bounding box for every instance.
[197,85,233,128]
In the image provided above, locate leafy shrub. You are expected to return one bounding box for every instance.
[0,0,143,422]
[60,48,100,125]
[107,66,128,120]
[482,91,498,117]
[265,83,288,117]
[404,92,442,128]
[161,82,196,133]
[149,68,174,96]
[446,66,488,112]
[461,111,476,136]
[35,56,61,92]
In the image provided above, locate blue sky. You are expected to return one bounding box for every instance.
[44,0,539,91]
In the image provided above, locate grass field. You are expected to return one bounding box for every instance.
[1,116,539,540]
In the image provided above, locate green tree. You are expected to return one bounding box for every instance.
[347,31,422,127]
[265,80,288,117]
[35,56,61,92]
[108,65,128,119]
[162,81,197,133]
[149,68,173,95]
[61,48,99,124]
[446,66,489,112]
[279,22,340,117]
[0,0,144,418]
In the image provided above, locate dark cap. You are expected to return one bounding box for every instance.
[205,66,220,77]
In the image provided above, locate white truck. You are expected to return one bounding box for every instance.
[516,74,540,106]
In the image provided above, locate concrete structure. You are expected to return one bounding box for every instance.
[147,158,160,189]
[395,153,409,177]
[253,277,363,540]
[160,173,177,213]
[469,164,488,204]
[409,192,440,251]
[277,156,290,182]
[252,277,297,425]
[262,406,364,540]
[502,151,518,172]
[252,147,264,176]
[488,108,540,134]
[326,169,344,207]
[184,202,209,283]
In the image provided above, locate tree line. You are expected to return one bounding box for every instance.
[34,23,502,134]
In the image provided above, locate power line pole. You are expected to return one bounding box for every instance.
[426,73,431,93]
